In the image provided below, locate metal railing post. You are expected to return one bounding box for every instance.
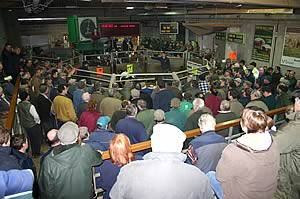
[227,127,234,144]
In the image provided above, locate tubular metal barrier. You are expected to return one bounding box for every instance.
[100,106,291,160]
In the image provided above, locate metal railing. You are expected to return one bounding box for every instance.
[101,106,290,160]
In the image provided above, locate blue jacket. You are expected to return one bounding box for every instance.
[0,169,34,198]
[189,131,226,149]
[72,89,84,114]
[85,129,115,151]
[115,117,148,145]
[153,89,175,112]
[95,155,143,199]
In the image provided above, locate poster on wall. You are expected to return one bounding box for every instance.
[78,17,97,41]
[281,27,300,67]
[252,25,274,62]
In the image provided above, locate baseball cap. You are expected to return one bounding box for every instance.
[97,116,111,128]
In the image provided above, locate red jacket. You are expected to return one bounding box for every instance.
[79,110,101,133]
[205,94,222,117]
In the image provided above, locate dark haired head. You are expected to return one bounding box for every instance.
[19,90,29,101]
[262,86,272,94]
[11,134,27,150]
[58,84,67,93]
[157,79,165,89]
[229,89,240,99]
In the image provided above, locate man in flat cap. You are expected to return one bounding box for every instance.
[39,122,102,199]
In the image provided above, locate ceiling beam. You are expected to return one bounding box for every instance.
[106,0,300,8]
[183,22,241,27]
[189,8,294,14]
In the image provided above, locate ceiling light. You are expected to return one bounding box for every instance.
[126,6,134,10]
[236,4,242,7]
[80,0,93,1]
[8,9,13,12]
[18,17,67,21]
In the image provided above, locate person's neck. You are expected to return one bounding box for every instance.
[19,148,26,153]
[264,93,272,97]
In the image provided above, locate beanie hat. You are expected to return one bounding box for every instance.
[151,123,186,153]
[97,116,111,129]
[58,122,79,145]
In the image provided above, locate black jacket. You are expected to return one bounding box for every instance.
[36,94,53,122]
[0,147,21,171]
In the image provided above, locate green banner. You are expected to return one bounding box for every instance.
[252,25,274,62]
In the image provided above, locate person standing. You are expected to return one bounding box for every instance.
[39,122,103,199]
[151,51,171,73]
[1,43,14,82]
[273,90,300,199]
[17,90,42,157]
[52,84,77,128]
[36,84,56,136]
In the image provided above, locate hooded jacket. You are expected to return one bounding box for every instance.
[39,144,102,199]
[110,152,214,199]
[216,132,280,199]
[273,116,300,199]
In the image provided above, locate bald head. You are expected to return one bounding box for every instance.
[47,129,60,147]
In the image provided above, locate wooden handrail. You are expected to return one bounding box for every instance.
[101,105,291,160]
[4,76,21,131]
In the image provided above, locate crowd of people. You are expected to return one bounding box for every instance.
[0,41,300,199]
[141,37,199,52]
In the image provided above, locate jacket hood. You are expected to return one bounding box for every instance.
[49,145,84,169]
[143,152,187,162]
[236,132,272,152]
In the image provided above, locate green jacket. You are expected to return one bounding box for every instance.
[165,108,187,131]
[273,116,300,199]
[39,144,102,199]
[136,109,155,138]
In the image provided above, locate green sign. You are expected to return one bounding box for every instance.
[227,33,244,44]
[216,32,226,41]
[252,25,274,62]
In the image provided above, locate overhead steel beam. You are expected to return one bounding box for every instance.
[189,8,294,14]
[102,0,300,8]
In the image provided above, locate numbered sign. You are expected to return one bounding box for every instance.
[192,66,198,76]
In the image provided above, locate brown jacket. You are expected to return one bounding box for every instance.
[100,97,122,118]
[216,133,280,199]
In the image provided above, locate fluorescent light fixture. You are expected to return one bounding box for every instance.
[80,0,92,1]
[18,17,67,21]
[126,6,134,10]
[8,9,13,12]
